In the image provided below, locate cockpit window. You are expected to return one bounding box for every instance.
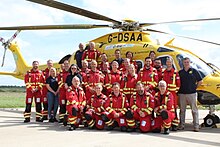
[176,53,213,78]
[157,47,174,52]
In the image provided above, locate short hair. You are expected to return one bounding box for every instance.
[32,61,39,64]
[47,59,53,63]
[166,57,173,62]
[183,57,190,61]
[112,82,120,87]
[149,51,156,56]
[136,81,143,87]
[145,56,151,61]
[115,49,121,54]
[95,83,103,88]
[154,58,161,62]
[126,51,133,57]
[158,80,167,87]
[72,76,80,82]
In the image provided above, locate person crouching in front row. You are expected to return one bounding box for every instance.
[102,82,129,132]
[66,76,86,131]
[84,83,107,130]
[151,80,175,135]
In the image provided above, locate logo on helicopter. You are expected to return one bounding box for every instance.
[108,32,142,43]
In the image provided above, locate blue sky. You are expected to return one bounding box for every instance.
[0,0,220,86]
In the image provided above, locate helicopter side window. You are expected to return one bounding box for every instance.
[176,53,213,78]
[156,56,176,69]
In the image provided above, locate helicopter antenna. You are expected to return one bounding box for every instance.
[0,30,21,67]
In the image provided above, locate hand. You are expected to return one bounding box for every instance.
[154,107,159,113]
[114,113,120,118]
[80,106,84,112]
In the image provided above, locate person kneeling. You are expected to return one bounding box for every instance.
[126,82,154,133]
[66,76,86,131]
[84,83,107,130]
[152,80,175,135]
[102,82,129,132]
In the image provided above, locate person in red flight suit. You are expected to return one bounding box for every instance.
[120,58,130,75]
[105,61,124,96]
[127,82,155,132]
[84,60,104,102]
[81,42,101,63]
[41,59,53,120]
[126,51,138,71]
[161,57,181,131]
[152,80,175,135]
[57,60,70,123]
[137,57,158,95]
[122,64,137,103]
[102,82,129,132]
[24,61,44,123]
[98,53,109,71]
[79,60,90,90]
[149,51,156,67]
[154,58,163,81]
[84,83,107,130]
[66,76,86,131]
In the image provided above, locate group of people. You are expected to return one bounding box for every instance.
[23,42,203,134]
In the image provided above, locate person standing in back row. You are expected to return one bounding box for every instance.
[74,43,84,69]
[178,57,203,132]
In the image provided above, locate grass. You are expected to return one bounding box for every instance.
[0,92,26,108]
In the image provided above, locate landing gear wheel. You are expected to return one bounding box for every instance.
[204,114,219,127]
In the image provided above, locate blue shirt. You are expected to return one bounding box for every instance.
[178,67,202,94]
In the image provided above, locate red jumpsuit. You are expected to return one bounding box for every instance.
[152,91,175,130]
[42,68,50,119]
[84,70,104,102]
[128,92,154,132]
[81,49,101,62]
[161,68,181,127]
[24,69,44,121]
[104,70,124,95]
[85,93,107,129]
[103,92,129,128]
[66,86,86,126]
[156,66,163,81]
[137,66,158,94]
[121,74,137,103]
[57,69,69,121]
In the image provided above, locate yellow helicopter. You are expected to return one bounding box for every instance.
[0,0,220,127]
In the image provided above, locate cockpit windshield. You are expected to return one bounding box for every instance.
[176,53,213,78]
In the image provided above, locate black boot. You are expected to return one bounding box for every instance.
[24,118,30,123]
[69,125,76,131]
[164,128,170,135]
[36,117,43,122]
[120,126,127,132]
[58,119,63,123]
[171,125,178,131]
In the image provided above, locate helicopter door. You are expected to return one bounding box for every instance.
[156,55,176,69]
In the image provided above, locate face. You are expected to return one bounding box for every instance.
[32,61,39,70]
[50,68,56,77]
[95,85,103,94]
[113,84,120,94]
[89,42,95,50]
[154,60,161,68]
[90,61,97,69]
[101,54,107,61]
[72,77,80,88]
[82,61,88,69]
[71,65,77,73]
[126,52,133,59]
[111,62,119,70]
[64,60,70,70]
[47,60,53,68]
[136,84,144,95]
[145,58,152,67]
[128,65,135,74]
[115,51,120,59]
[159,83,167,94]
[103,63,109,70]
[166,59,173,68]
[183,59,190,68]
[124,59,130,67]
[149,52,156,60]
[79,43,84,50]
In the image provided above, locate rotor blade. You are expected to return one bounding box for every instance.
[8,30,21,43]
[27,0,121,24]
[0,24,110,30]
[1,47,7,67]
[144,28,220,46]
[140,17,220,27]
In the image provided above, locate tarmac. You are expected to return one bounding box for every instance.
[0,108,220,147]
